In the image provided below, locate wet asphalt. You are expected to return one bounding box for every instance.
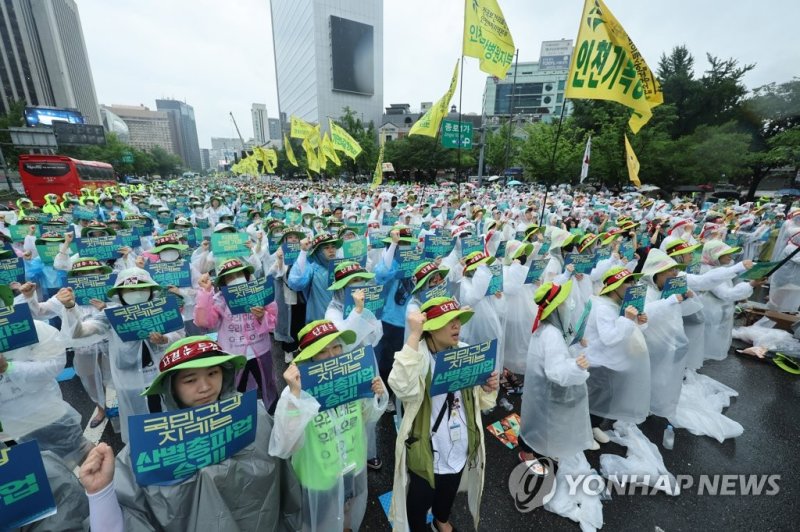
[59,334,800,531]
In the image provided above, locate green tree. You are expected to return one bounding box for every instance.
[483,122,524,174]
[332,107,379,178]
[0,100,27,168]
[517,121,584,185]
[383,134,476,182]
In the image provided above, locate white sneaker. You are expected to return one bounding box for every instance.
[593,427,610,444]
[590,439,600,450]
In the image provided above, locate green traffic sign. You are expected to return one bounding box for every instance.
[121,152,134,164]
[441,119,473,150]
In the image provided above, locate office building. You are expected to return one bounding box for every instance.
[268,118,282,146]
[102,104,177,154]
[0,0,100,123]
[483,40,574,126]
[269,0,383,131]
[200,148,211,171]
[156,99,202,172]
[252,103,269,144]
[99,107,130,143]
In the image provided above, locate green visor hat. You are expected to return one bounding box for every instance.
[142,336,246,396]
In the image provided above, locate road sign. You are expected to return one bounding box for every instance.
[122,152,134,164]
[52,122,106,146]
[441,120,473,150]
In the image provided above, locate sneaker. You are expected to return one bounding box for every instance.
[593,427,610,444]
[367,457,382,471]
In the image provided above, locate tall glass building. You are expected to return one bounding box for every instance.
[0,0,100,124]
[269,0,383,130]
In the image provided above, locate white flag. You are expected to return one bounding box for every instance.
[580,135,591,183]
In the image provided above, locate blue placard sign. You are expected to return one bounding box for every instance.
[424,234,456,260]
[76,235,124,260]
[0,304,39,352]
[211,232,249,260]
[429,339,498,395]
[485,263,503,296]
[128,390,258,486]
[619,284,647,315]
[524,258,550,284]
[0,441,57,529]
[104,296,184,342]
[343,284,386,319]
[146,260,192,288]
[66,272,113,305]
[297,346,379,411]
[0,256,25,285]
[219,277,275,315]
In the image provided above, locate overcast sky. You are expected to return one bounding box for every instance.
[79,0,798,148]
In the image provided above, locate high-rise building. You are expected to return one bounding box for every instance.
[200,148,211,172]
[483,40,574,126]
[268,118,282,147]
[0,0,100,123]
[251,103,269,145]
[156,99,202,171]
[269,0,383,131]
[102,104,177,155]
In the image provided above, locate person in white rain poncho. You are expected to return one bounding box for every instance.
[698,240,758,361]
[459,251,506,373]
[21,257,114,429]
[61,267,186,443]
[518,279,604,532]
[388,297,498,532]
[500,241,536,376]
[270,320,387,532]
[640,249,699,419]
[80,335,302,532]
[584,266,650,437]
[519,279,593,464]
[768,228,800,312]
[324,261,385,470]
[0,289,92,469]
[664,238,756,370]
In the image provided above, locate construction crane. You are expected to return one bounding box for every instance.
[229,112,246,147]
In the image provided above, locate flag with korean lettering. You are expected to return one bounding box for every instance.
[328,120,363,161]
[463,0,515,78]
[565,0,663,133]
[128,390,258,485]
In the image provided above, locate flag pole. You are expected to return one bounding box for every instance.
[457,52,465,204]
[538,101,568,225]
[502,48,520,176]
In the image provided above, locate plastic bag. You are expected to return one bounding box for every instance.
[599,422,679,496]
[732,324,800,353]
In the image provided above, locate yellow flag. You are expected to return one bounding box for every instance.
[565,0,663,133]
[306,124,321,149]
[252,147,273,173]
[463,0,515,78]
[409,60,459,138]
[321,132,341,166]
[371,142,384,190]
[624,134,641,187]
[290,115,315,139]
[264,148,278,171]
[318,146,327,171]
[303,137,319,173]
[284,134,298,167]
[328,119,363,160]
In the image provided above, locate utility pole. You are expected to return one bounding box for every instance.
[476,84,489,184]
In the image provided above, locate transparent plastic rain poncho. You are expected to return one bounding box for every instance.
[584,295,651,425]
[768,241,800,312]
[17,451,89,532]
[459,263,506,370]
[61,303,185,444]
[668,369,743,443]
[501,246,537,374]
[641,275,692,419]
[520,320,593,460]
[0,320,91,469]
[698,254,753,362]
[269,386,387,531]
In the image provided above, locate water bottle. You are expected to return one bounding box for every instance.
[662,424,675,450]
